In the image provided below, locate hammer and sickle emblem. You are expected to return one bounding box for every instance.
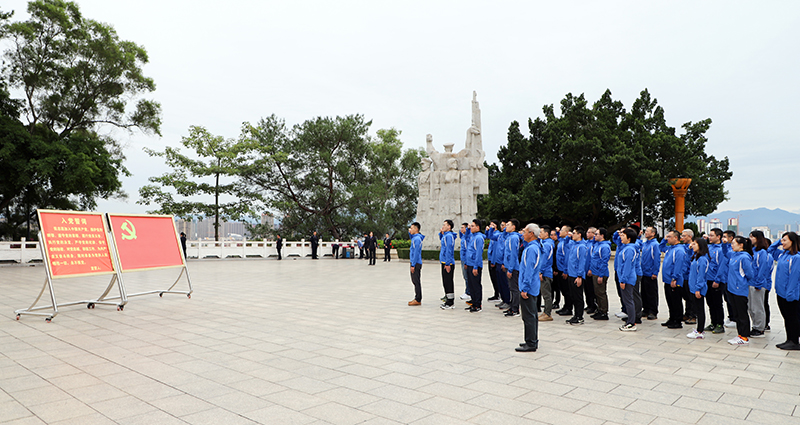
[121,220,137,240]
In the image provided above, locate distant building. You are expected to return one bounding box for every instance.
[751,226,771,240]
[696,219,707,235]
[727,218,739,235]
[709,218,722,231]
[261,213,275,229]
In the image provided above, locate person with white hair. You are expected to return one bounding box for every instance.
[516,223,542,352]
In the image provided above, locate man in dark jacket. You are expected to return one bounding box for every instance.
[276,234,283,260]
[383,233,392,262]
[310,231,319,259]
[367,232,378,265]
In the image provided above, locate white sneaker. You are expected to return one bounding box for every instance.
[686,330,705,339]
[619,323,637,332]
[460,293,471,301]
[727,336,749,345]
[724,319,736,328]
[615,311,628,319]
[440,303,455,310]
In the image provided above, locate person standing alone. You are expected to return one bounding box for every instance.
[276,234,283,260]
[408,223,425,306]
[310,231,320,259]
[383,233,392,262]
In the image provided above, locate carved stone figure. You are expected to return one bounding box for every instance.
[417,92,490,249]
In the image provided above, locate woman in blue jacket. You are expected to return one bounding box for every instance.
[748,230,773,337]
[768,232,800,350]
[687,238,710,339]
[726,237,755,345]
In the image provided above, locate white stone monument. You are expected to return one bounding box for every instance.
[417,91,489,249]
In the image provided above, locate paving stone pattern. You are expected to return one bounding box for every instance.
[1,258,799,424]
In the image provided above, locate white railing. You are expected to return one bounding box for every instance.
[0,240,364,263]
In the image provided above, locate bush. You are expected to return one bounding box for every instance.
[396,249,485,261]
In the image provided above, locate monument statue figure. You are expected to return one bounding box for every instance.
[418,92,490,249]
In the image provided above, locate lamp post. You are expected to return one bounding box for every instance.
[670,178,692,232]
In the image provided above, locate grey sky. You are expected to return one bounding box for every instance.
[5,1,800,216]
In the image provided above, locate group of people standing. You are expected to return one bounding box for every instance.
[406,219,800,352]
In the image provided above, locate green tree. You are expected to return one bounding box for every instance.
[239,115,423,240]
[0,1,161,238]
[479,89,732,229]
[138,126,253,241]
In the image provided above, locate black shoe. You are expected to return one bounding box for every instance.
[765,325,771,332]
[566,317,584,325]
[667,322,683,329]
[515,344,537,352]
[586,307,597,314]
[556,309,573,316]
[593,313,609,320]
[553,302,560,309]
[647,314,657,320]
[661,321,671,327]
[750,329,765,338]
[505,310,520,317]
[469,306,482,313]
[487,296,500,302]
[635,319,642,324]
[778,342,800,350]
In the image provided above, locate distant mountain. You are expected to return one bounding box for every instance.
[688,208,800,235]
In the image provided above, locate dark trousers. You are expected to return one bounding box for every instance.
[441,263,455,305]
[778,296,800,344]
[277,247,282,260]
[359,247,364,258]
[694,295,706,333]
[615,272,623,311]
[552,269,561,306]
[520,294,539,349]
[384,248,391,261]
[332,246,339,259]
[620,282,636,326]
[509,270,521,313]
[592,275,609,314]
[664,283,684,324]
[683,280,695,318]
[583,275,597,311]
[765,289,771,328]
[633,277,643,321]
[724,285,737,322]
[311,245,318,259]
[568,276,584,319]
[461,260,470,295]
[369,248,376,265]
[411,263,422,302]
[706,281,725,326]
[641,276,659,316]
[496,265,510,304]
[467,266,482,308]
[730,293,750,338]
[556,272,573,311]
[488,264,499,297]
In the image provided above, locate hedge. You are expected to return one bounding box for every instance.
[396,249,488,261]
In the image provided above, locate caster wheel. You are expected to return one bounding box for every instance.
[45,317,51,323]
[16,314,20,320]
[159,293,163,297]
[87,303,94,309]
[117,305,124,311]
[187,294,191,299]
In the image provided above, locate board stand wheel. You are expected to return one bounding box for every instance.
[159,293,163,297]
[16,314,20,320]
[116,305,124,311]
[45,317,52,323]
[87,303,95,309]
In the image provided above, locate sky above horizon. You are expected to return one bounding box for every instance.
[4,1,800,216]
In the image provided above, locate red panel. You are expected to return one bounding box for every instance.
[109,215,183,271]
[38,211,114,278]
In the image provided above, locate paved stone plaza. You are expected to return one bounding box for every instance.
[1,257,799,425]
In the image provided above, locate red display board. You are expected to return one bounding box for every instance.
[38,210,115,278]
[108,214,184,272]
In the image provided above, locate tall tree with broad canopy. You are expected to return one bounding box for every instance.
[0,1,161,239]
[138,126,253,241]
[238,115,424,241]
[479,89,731,230]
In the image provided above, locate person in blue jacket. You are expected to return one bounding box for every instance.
[726,236,755,345]
[503,219,522,317]
[640,227,662,320]
[566,226,589,325]
[680,229,697,324]
[748,230,773,337]
[486,221,501,302]
[438,220,458,309]
[768,232,800,350]
[488,221,511,309]
[465,219,485,312]
[717,230,735,329]
[516,223,542,352]
[537,225,555,321]
[705,228,726,334]
[459,223,471,301]
[687,237,710,339]
[614,226,643,324]
[554,226,573,316]
[660,230,686,329]
[589,228,611,321]
[408,222,425,306]
[583,227,598,315]
[618,228,640,331]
